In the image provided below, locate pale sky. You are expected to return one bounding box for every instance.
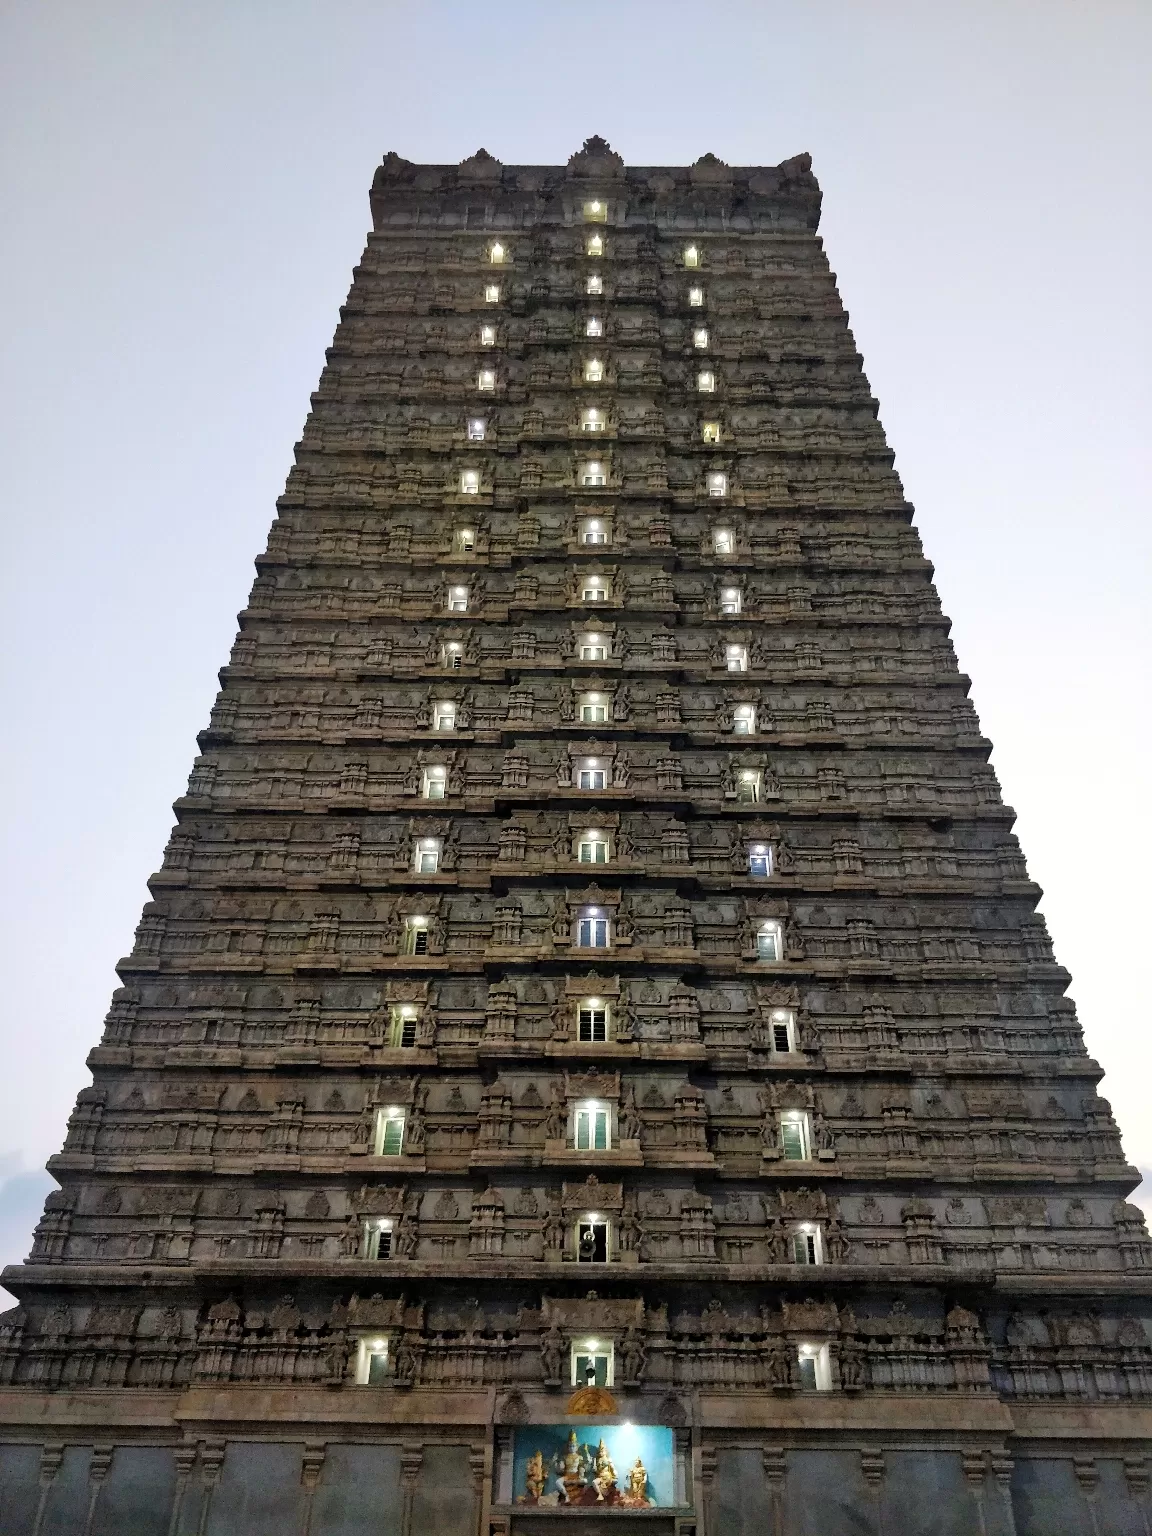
[1,0,1149,1297]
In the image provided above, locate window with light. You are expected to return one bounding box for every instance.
[586,234,604,257]
[432,700,457,731]
[733,704,756,735]
[579,634,608,661]
[577,1215,609,1263]
[374,1109,406,1156]
[459,470,480,495]
[720,586,742,615]
[422,766,447,800]
[579,517,608,545]
[477,368,496,392]
[585,316,603,338]
[792,1224,823,1265]
[693,327,710,350]
[577,759,607,790]
[797,1342,832,1391]
[577,999,609,1042]
[579,693,608,723]
[737,770,762,804]
[403,918,430,955]
[488,241,507,265]
[447,585,469,612]
[581,406,605,432]
[712,525,734,553]
[479,324,496,347]
[582,577,608,603]
[387,1006,419,1048]
[697,370,716,393]
[467,416,486,441]
[586,273,603,296]
[355,1335,390,1384]
[748,843,772,878]
[683,244,700,268]
[484,283,501,303]
[583,199,608,222]
[707,471,729,498]
[780,1111,811,1160]
[575,1100,611,1147]
[442,644,464,671]
[454,526,476,553]
[578,830,609,864]
[688,285,704,307]
[702,421,722,445]
[576,909,610,948]
[364,1218,394,1260]
[580,461,606,487]
[572,1339,614,1387]
[756,917,782,959]
[584,358,604,383]
[726,644,748,673]
[414,838,441,875]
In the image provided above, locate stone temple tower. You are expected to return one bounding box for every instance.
[2,138,1151,1535]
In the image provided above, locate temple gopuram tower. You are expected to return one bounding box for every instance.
[3,138,1151,1535]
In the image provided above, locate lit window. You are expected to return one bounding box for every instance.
[697,370,716,393]
[374,1109,406,1156]
[422,766,447,800]
[693,327,710,350]
[477,368,496,392]
[577,1216,609,1262]
[707,471,729,498]
[402,915,430,952]
[447,585,469,612]
[797,1342,832,1391]
[365,1218,394,1259]
[585,316,603,338]
[580,461,606,487]
[683,245,701,268]
[480,324,496,347]
[688,285,704,307]
[737,770,762,804]
[575,1100,611,1147]
[748,844,772,878]
[720,586,742,615]
[488,241,507,265]
[579,518,608,545]
[781,1111,811,1160]
[576,909,609,948]
[583,199,608,222]
[769,1008,796,1054]
[467,416,486,441]
[702,421,722,444]
[441,644,464,671]
[578,999,609,1041]
[581,406,605,432]
[403,917,430,955]
[586,274,603,296]
[756,918,783,960]
[387,1005,419,1048]
[577,759,607,790]
[579,634,608,661]
[579,693,608,723]
[733,704,756,735]
[355,1335,390,1384]
[454,526,476,553]
[484,283,501,303]
[792,1225,823,1265]
[572,1339,613,1387]
[725,644,748,673]
[582,576,608,602]
[586,234,604,257]
[584,358,604,383]
[414,837,442,875]
[578,830,609,864]
[459,470,480,495]
[433,700,457,731]
[712,525,733,553]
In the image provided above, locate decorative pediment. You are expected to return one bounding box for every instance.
[562,1176,623,1211]
[566,136,625,179]
[689,152,733,186]
[457,147,503,184]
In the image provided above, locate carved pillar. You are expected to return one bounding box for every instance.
[166,1443,198,1536]
[469,1445,487,1536]
[400,1444,423,1536]
[30,1442,64,1536]
[195,1440,226,1536]
[1124,1457,1151,1536]
[1073,1457,1103,1536]
[763,1446,786,1536]
[990,1455,1018,1536]
[961,1451,989,1536]
[299,1442,327,1536]
[860,1450,886,1536]
[82,1445,114,1536]
[699,1446,717,1536]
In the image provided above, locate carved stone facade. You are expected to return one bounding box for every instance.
[1,140,1150,1534]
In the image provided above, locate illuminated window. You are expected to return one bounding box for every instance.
[577,1216,609,1262]
[693,327,710,350]
[683,244,701,268]
[488,241,507,265]
[726,644,748,673]
[479,324,496,347]
[579,518,608,545]
[756,918,783,960]
[584,358,604,383]
[781,1111,811,1161]
[576,909,610,948]
[697,370,716,393]
[402,917,430,955]
[432,700,457,731]
[577,999,609,1041]
[712,525,733,552]
[737,769,762,804]
[586,233,604,257]
[364,1218,394,1259]
[477,368,496,392]
[575,1100,610,1146]
[484,283,501,303]
[454,526,476,553]
[581,406,605,432]
[769,1008,797,1054]
[582,576,608,602]
[702,421,722,444]
[733,704,756,735]
[688,285,704,307]
[797,1342,832,1391]
[374,1109,406,1156]
[467,416,486,441]
[441,643,464,671]
[579,634,608,661]
[459,470,480,495]
[577,759,607,790]
[585,316,603,338]
[414,837,441,875]
[748,843,772,878]
[421,766,447,800]
[720,586,742,615]
[580,460,606,487]
[586,273,603,296]
[572,1339,614,1386]
[578,830,609,864]
[387,1005,420,1048]
[792,1225,823,1265]
[707,471,729,498]
[579,692,608,723]
[583,199,608,222]
[447,585,469,612]
[355,1335,390,1384]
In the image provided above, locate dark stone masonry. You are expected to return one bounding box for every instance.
[2,138,1149,1535]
